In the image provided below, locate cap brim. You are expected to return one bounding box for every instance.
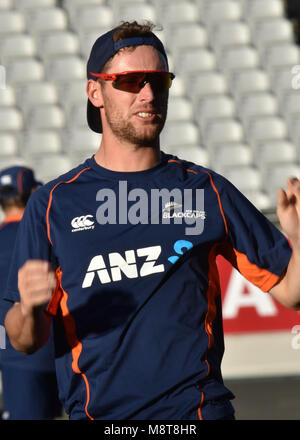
[87,99,102,133]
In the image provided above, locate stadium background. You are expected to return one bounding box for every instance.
[0,0,300,419]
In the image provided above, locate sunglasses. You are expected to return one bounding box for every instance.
[90,70,175,94]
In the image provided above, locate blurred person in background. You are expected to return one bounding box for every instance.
[0,166,62,420]
[3,22,300,420]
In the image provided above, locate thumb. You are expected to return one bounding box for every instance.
[277,188,289,211]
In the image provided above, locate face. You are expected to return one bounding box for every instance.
[100,45,169,147]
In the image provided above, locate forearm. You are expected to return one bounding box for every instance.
[5,302,51,354]
[270,242,300,310]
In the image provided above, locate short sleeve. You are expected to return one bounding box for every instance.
[4,188,57,303]
[213,173,292,292]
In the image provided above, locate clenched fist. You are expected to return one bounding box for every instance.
[18,260,57,317]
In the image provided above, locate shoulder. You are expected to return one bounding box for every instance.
[30,161,92,202]
[163,151,231,188]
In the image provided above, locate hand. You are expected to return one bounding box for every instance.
[18,260,57,317]
[277,177,300,247]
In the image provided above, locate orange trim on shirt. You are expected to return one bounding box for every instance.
[202,170,228,235]
[197,245,221,420]
[46,267,63,316]
[197,391,205,420]
[232,248,281,292]
[58,270,94,420]
[46,167,91,246]
[3,214,23,223]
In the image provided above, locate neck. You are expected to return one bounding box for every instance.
[4,206,25,220]
[94,135,161,172]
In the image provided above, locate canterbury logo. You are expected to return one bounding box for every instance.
[82,245,164,287]
[71,215,95,232]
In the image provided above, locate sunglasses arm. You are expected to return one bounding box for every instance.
[90,72,117,81]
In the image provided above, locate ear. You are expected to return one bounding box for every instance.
[86,79,104,108]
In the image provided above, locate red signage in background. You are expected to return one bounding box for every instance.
[217,256,300,334]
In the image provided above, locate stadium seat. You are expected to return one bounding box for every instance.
[209,21,251,56]
[163,144,209,167]
[251,18,294,55]
[0,0,13,9]
[242,190,272,211]
[210,143,252,173]
[0,107,23,131]
[253,140,297,168]
[30,153,73,182]
[62,0,105,10]
[263,43,300,71]
[218,46,259,78]
[175,48,216,75]
[269,66,298,101]
[0,10,25,34]
[185,72,228,105]
[168,74,185,97]
[0,156,31,172]
[36,31,80,60]
[160,121,200,148]
[0,85,15,106]
[114,2,156,23]
[167,97,193,122]
[5,58,44,84]
[239,93,278,130]
[201,0,242,29]
[63,127,100,153]
[155,1,199,26]
[0,34,36,63]
[22,130,62,156]
[195,95,236,132]
[14,0,56,9]
[0,133,18,156]
[243,0,285,23]
[66,102,87,128]
[44,56,85,82]
[25,7,68,34]
[26,104,65,130]
[70,5,113,30]
[263,163,300,205]
[78,29,109,59]
[56,79,87,111]
[280,91,300,118]
[15,82,58,114]
[246,116,288,147]
[223,165,262,193]
[204,119,244,149]
[230,69,270,105]
[165,23,208,55]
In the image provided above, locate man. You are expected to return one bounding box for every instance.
[0,166,61,420]
[3,22,300,420]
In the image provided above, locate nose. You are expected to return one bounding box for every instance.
[138,81,155,102]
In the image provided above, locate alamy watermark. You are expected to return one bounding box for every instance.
[94,182,206,236]
[291,65,300,90]
[0,325,6,349]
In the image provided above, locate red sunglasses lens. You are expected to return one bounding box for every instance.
[112,72,174,93]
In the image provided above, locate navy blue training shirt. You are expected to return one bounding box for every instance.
[4,152,292,419]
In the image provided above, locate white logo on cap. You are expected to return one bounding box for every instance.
[0,175,12,185]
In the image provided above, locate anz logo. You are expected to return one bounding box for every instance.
[82,240,194,288]
[82,246,164,287]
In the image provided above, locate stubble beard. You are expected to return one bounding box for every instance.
[103,94,168,147]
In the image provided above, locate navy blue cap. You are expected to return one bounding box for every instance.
[0,166,42,199]
[86,27,169,133]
